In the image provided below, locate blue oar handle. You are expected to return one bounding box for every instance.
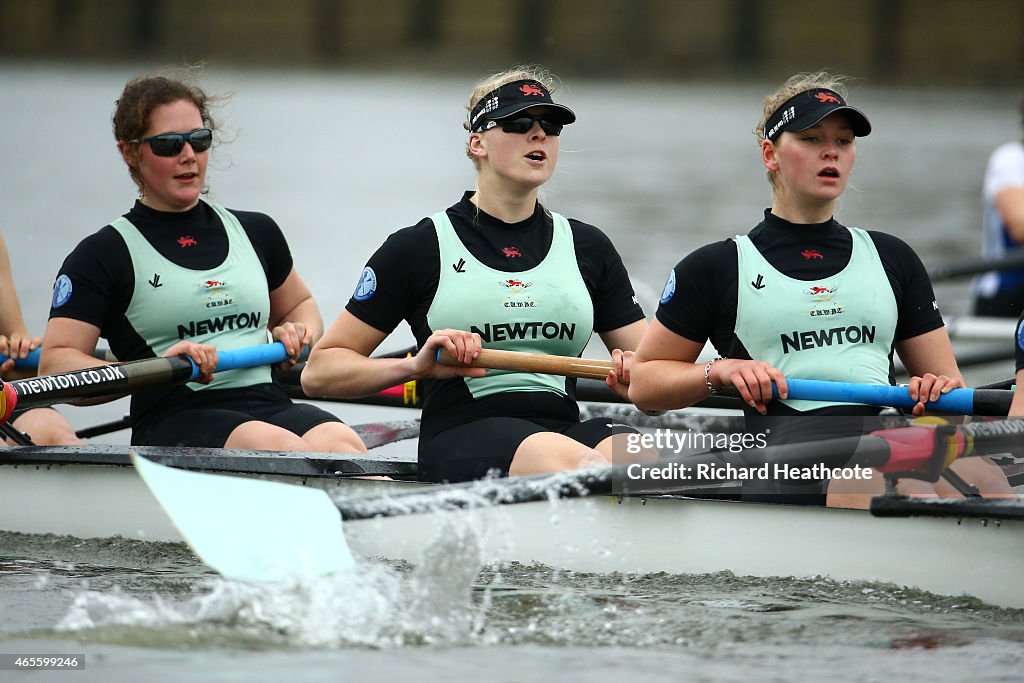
[184,342,305,381]
[0,343,299,379]
[775,378,976,414]
[0,347,42,369]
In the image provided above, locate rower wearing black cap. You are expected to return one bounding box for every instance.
[304,65,653,483]
[630,71,1014,507]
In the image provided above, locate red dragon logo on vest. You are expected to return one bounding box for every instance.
[177,235,197,248]
[520,84,545,97]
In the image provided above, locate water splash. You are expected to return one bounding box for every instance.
[49,515,490,649]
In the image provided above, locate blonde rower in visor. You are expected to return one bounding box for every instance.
[304,65,654,482]
[630,71,1013,508]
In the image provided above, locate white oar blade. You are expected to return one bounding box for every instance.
[131,453,355,581]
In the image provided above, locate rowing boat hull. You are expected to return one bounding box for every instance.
[2,447,1022,609]
[0,446,415,542]
[343,494,1024,609]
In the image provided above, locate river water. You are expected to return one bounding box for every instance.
[1,62,1023,681]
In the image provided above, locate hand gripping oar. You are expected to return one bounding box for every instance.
[435,348,1015,416]
[775,378,1013,417]
[0,342,301,422]
[437,347,615,380]
[0,347,42,369]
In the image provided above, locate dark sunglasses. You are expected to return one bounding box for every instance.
[484,116,562,136]
[131,128,213,157]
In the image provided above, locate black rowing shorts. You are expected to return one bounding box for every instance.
[131,382,342,448]
[418,415,635,483]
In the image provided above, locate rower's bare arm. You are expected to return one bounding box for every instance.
[268,267,323,358]
[630,320,786,414]
[894,327,964,417]
[303,311,394,397]
[598,319,647,354]
[40,317,105,374]
[628,319,710,411]
[304,312,487,398]
[0,231,39,374]
[995,186,1024,243]
[39,317,121,404]
[0,231,30,339]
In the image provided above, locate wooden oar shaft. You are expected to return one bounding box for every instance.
[438,348,614,381]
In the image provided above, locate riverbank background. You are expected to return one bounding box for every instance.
[2,0,1022,85]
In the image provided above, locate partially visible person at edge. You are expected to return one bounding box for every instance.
[972,97,1024,318]
[0,230,82,446]
[40,74,366,453]
[629,71,1014,508]
[302,65,651,482]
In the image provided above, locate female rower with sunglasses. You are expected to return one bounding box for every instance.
[629,71,1013,507]
[303,65,651,482]
[39,74,366,453]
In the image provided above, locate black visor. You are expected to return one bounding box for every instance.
[764,89,871,142]
[469,79,576,132]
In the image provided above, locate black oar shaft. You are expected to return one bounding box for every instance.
[75,415,132,439]
[8,356,195,410]
[4,343,298,419]
[928,250,1024,282]
[971,389,1013,416]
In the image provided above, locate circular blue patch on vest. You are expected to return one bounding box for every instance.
[1017,318,1024,354]
[659,269,676,305]
[353,266,377,302]
[52,274,73,308]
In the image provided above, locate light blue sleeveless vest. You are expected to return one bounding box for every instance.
[734,227,898,410]
[110,201,271,390]
[426,210,594,399]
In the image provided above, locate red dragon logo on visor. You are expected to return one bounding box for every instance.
[177,235,197,247]
[520,84,545,97]
[815,92,841,104]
